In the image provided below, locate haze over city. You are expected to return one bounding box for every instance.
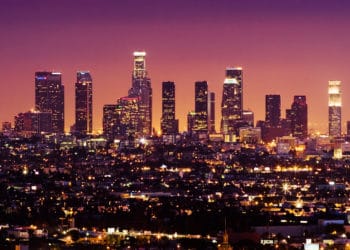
[1,0,350,133]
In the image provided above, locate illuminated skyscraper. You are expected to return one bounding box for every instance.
[208,92,216,133]
[265,95,281,127]
[287,95,308,140]
[194,81,208,133]
[187,111,196,134]
[115,96,141,138]
[128,51,152,136]
[75,71,92,135]
[35,71,64,133]
[161,81,178,135]
[221,67,243,135]
[103,97,141,140]
[103,104,117,140]
[328,80,341,137]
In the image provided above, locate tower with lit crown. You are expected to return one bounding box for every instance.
[328,80,341,137]
[221,67,243,136]
[75,71,92,135]
[128,51,152,136]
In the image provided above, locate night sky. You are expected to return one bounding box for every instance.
[1,0,350,133]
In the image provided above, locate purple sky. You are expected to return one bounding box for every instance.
[1,0,350,133]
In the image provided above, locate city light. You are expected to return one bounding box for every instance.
[133,51,146,56]
[1,1,350,249]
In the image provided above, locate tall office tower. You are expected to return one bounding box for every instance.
[328,80,342,137]
[35,72,64,133]
[115,96,141,138]
[128,51,152,136]
[208,92,216,133]
[187,111,196,134]
[287,96,308,140]
[193,81,208,133]
[75,71,93,135]
[161,81,179,135]
[103,104,117,140]
[265,95,281,127]
[262,95,287,142]
[221,67,243,135]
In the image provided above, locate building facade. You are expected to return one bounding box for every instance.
[187,111,196,134]
[115,96,141,138]
[75,71,93,135]
[243,110,254,127]
[287,95,308,140]
[259,94,286,142]
[208,92,216,133]
[328,80,341,137]
[265,95,281,127]
[2,122,11,133]
[103,104,118,140]
[128,51,152,136]
[239,127,261,144]
[221,67,243,136]
[161,81,178,135]
[194,81,208,133]
[14,110,52,135]
[35,71,64,133]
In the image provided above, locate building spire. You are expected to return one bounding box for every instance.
[218,217,233,250]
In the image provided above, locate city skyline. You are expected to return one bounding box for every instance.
[1,0,350,133]
[3,53,349,136]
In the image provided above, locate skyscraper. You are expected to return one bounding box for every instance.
[260,95,289,142]
[221,67,243,135]
[187,111,196,134]
[287,96,308,140]
[115,96,141,138]
[208,92,216,133]
[328,80,341,137]
[194,81,208,133]
[161,81,178,135]
[128,51,152,136]
[75,71,93,135]
[35,72,64,133]
[103,97,141,140]
[103,104,118,140]
[265,95,281,127]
